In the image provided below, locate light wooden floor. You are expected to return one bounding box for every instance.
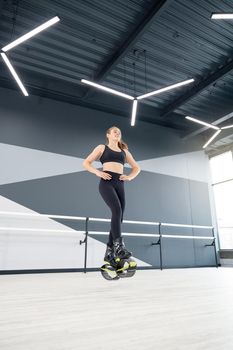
[0,267,233,350]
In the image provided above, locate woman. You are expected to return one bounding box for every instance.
[83,125,141,267]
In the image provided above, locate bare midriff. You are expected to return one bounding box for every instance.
[102,162,123,174]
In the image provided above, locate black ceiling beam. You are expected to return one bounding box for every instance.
[82,0,173,99]
[0,0,4,18]
[160,58,233,117]
[0,0,5,43]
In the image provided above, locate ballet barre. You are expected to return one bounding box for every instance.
[80,217,217,272]
[0,212,218,272]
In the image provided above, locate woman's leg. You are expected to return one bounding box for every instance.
[108,229,114,247]
[107,181,125,246]
[115,179,125,223]
[99,179,123,244]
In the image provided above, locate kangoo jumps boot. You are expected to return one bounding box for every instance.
[104,244,117,268]
[113,237,132,259]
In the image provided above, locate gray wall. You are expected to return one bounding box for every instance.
[0,87,218,271]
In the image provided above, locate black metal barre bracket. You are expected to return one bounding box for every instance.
[204,238,218,267]
[79,237,86,245]
[204,239,215,247]
[151,237,160,245]
[152,223,162,269]
[205,228,218,268]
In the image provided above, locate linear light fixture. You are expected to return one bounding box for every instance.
[185,116,220,130]
[137,79,194,100]
[81,79,134,100]
[2,16,60,52]
[203,130,222,149]
[131,99,138,126]
[1,16,60,96]
[211,13,233,19]
[221,124,233,129]
[186,115,233,148]
[81,78,194,126]
[1,52,28,96]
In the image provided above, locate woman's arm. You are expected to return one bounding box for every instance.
[124,149,141,180]
[82,145,102,176]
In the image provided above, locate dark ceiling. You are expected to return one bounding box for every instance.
[1,0,233,150]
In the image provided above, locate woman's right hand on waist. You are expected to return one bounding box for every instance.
[96,170,112,180]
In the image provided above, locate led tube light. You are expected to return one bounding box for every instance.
[81,79,134,100]
[1,52,28,96]
[221,125,233,130]
[211,13,233,19]
[131,99,138,126]
[185,116,220,130]
[137,78,194,100]
[2,16,60,52]
[203,129,222,149]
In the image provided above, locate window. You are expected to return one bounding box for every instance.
[210,151,233,249]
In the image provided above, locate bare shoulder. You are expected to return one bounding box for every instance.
[99,144,105,151]
[97,144,105,155]
[84,144,105,163]
[94,144,105,152]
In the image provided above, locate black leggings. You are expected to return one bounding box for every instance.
[98,170,125,246]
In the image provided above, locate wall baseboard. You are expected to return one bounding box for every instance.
[219,249,233,259]
[220,258,233,266]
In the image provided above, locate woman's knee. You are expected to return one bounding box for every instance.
[111,205,122,217]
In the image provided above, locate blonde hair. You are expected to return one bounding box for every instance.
[105,126,128,150]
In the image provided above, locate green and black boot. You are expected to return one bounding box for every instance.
[113,237,132,259]
[104,244,117,268]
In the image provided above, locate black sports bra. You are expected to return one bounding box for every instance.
[99,145,126,165]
